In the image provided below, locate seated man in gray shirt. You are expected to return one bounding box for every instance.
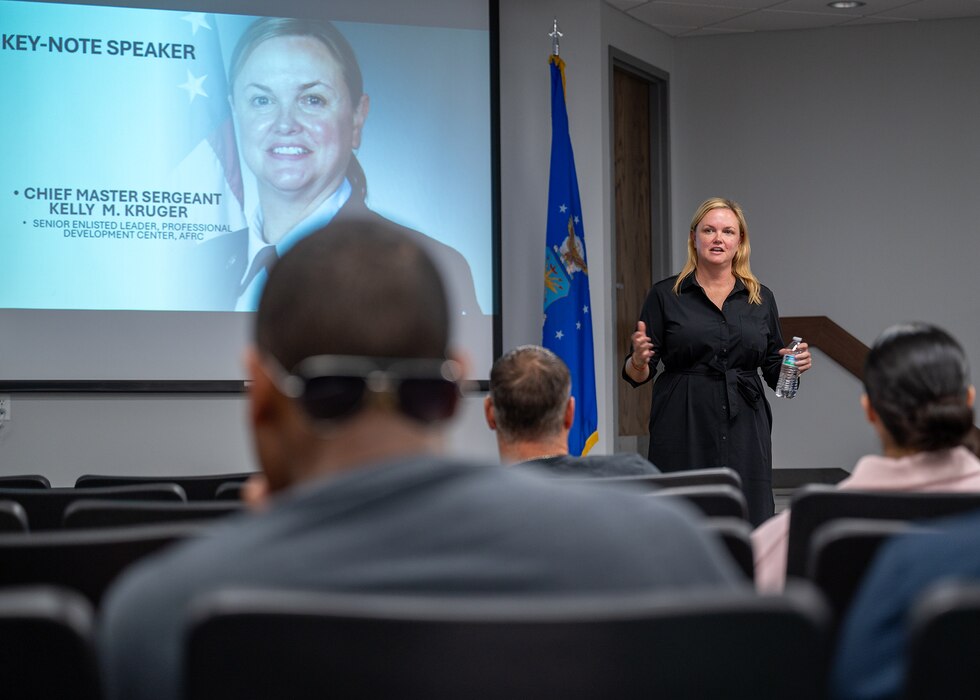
[98,219,738,700]
[485,344,659,476]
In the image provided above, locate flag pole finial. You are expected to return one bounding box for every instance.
[549,18,562,56]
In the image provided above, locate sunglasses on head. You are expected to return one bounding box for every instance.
[267,354,462,424]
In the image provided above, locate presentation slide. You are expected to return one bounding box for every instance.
[0,0,497,381]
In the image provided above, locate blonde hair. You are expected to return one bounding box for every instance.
[672,197,762,304]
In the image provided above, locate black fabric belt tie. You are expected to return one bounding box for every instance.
[667,367,761,420]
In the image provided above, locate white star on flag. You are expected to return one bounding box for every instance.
[574,215,580,224]
[582,305,589,314]
[181,12,211,35]
[576,322,582,329]
[555,330,564,340]
[178,70,208,102]
[559,204,567,213]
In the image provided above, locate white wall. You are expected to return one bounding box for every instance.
[0,395,254,485]
[4,3,976,483]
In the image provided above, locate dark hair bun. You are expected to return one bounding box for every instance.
[906,400,975,451]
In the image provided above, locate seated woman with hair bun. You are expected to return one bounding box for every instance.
[752,322,980,592]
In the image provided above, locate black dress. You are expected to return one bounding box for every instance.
[623,274,785,525]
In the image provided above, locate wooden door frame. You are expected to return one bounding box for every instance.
[609,48,672,447]
[609,49,671,282]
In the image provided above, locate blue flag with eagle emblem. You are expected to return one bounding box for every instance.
[543,55,598,456]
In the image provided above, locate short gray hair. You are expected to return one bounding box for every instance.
[489,345,570,441]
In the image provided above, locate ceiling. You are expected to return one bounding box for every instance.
[605,0,980,37]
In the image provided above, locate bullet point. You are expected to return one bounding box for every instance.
[13,191,19,195]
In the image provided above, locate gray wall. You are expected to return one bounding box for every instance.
[4,2,977,483]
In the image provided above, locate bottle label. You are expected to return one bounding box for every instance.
[782,355,796,367]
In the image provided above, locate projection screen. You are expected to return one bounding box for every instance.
[0,0,499,387]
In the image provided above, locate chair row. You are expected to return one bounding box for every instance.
[9,470,980,634]
[0,472,252,500]
[541,470,756,574]
[0,499,243,533]
[0,484,245,532]
[5,467,741,501]
[1,583,831,700]
[0,468,747,532]
[0,486,746,534]
[0,472,249,532]
[5,467,737,499]
[6,481,976,615]
[562,466,742,491]
[565,478,980,619]
[786,487,980,622]
[12,579,980,700]
[0,516,750,611]
[562,467,749,519]
[0,522,209,606]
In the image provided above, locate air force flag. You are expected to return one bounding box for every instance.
[543,55,598,456]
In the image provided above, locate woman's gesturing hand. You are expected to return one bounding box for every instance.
[630,321,655,371]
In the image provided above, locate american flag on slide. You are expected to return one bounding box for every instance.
[170,12,246,231]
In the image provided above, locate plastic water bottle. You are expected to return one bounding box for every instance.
[775,336,803,399]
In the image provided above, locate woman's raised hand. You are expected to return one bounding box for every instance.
[630,321,656,370]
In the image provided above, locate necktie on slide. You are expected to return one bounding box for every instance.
[238,245,278,297]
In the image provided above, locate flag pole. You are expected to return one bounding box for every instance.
[542,20,599,456]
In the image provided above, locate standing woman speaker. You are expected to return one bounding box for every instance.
[622,197,811,525]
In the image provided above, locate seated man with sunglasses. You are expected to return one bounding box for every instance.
[486,344,661,476]
[98,220,742,700]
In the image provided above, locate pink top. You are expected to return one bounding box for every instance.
[752,446,980,592]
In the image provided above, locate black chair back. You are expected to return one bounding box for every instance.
[646,467,742,489]
[906,583,980,700]
[703,517,754,579]
[62,499,243,529]
[0,484,186,531]
[785,486,980,577]
[562,467,742,492]
[0,586,100,700]
[76,472,252,501]
[214,481,244,501]
[186,585,831,700]
[0,522,206,605]
[806,518,924,621]
[651,484,749,520]
[0,475,50,489]
[0,500,29,533]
